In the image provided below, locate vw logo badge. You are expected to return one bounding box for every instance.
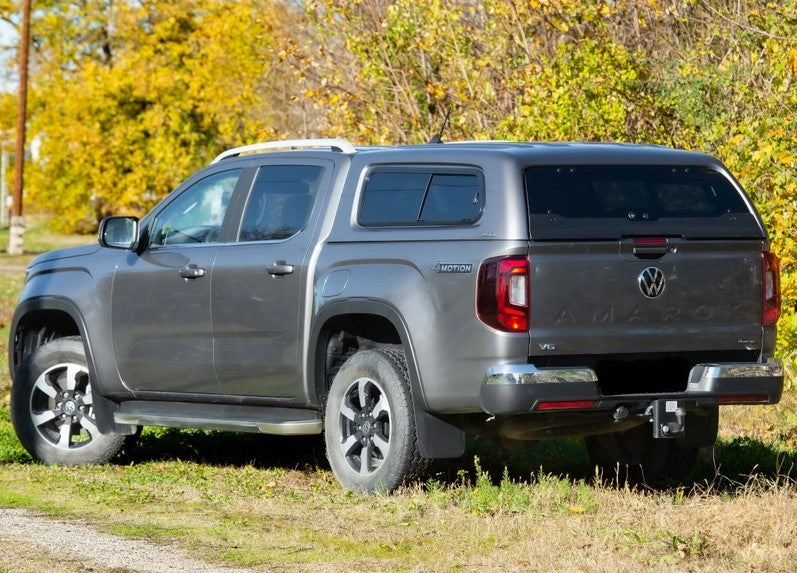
[638,267,666,299]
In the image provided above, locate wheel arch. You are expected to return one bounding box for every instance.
[10,297,87,380]
[9,297,136,436]
[309,299,417,404]
[310,299,465,459]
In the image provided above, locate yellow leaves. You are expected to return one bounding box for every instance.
[0,92,15,133]
[789,49,797,75]
[777,150,797,166]
[768,127,784,138]
[24,0,309,229]
[426,83,447,99]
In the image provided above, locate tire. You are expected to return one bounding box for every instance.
[10,337,127,465]
[585,422,698,484]
[324,347,426,493]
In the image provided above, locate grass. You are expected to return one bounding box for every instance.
[0,220,795,571]
[0,432,794,571]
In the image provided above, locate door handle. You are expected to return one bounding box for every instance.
[632,245,668,260]
[266,261,295,276]
[179,264,206,279]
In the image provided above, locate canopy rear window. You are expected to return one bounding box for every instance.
[525,165,763,240]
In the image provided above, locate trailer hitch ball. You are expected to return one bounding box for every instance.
[613,405,630,421]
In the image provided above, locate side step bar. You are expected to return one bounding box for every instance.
[114,400,322,436]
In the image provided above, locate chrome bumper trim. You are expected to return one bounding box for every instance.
[688,358,783,387]
[484,364,598,385]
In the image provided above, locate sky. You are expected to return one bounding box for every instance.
[0,19,17,92]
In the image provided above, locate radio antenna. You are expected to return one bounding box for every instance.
[427,108,451,144]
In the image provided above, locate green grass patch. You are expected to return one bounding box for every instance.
[0,422,795,570]
[0,408,30,463]
[0,221,796,571]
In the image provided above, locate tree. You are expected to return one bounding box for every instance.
[305,0,797,354]
[4,0,797,356]
[25,0,312,231]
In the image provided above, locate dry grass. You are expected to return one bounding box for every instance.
[0,452,794,572]
[0,221,795,571]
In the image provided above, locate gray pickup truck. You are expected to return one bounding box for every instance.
[9,140,783,492]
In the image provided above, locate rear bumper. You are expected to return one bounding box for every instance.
[480,359,783,414]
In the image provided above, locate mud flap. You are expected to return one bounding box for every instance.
[415,409,466,459]
[93,392,138,435]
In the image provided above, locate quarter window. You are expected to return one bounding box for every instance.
[360,168,483,226]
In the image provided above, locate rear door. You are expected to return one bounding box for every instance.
[212,159,332,398]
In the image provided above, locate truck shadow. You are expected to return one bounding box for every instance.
[120,427,329,472]
[119,428,796,494]
[433,434,797,493]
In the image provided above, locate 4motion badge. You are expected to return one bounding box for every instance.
[638,266,666,299]
[432,260,473,274]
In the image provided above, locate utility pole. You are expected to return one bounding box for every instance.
[1,137,8,227]
[9,0,32,255]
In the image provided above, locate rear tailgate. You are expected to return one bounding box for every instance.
[524,164,771,393]
[528,238,765,356]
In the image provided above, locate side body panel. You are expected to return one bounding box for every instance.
[10,245,127,398]
[212,158,338,400]
[111,246,220,393]
[311,149,533,413]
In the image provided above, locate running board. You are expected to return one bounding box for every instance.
[114,400,322,435]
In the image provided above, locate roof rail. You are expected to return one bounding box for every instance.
[210,138,357,164]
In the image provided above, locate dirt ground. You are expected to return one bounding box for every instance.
[0,508,248,573]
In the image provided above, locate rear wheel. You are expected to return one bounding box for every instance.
[10,337,127,465]
[586,422,698,483]
[324,347,427,493]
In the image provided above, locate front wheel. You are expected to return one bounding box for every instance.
[10,337,127,465]
[324,348,426,493]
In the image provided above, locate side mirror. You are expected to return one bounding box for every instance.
[98,216,139,249]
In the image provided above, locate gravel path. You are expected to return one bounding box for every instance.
[0,508,252,573]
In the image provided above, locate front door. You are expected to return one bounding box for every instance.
[111,168,243,394]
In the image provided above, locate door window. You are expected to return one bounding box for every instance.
[239,165,324,241]
[149,169,241,247]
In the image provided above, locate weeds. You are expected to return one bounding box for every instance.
[0,222,796,571]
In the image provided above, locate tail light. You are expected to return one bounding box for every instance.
[761,251,781,327]
[477,255,530,332]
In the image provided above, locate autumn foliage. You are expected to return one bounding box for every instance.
[0,0,796,353]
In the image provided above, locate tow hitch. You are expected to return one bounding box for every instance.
[652,399,686,438]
